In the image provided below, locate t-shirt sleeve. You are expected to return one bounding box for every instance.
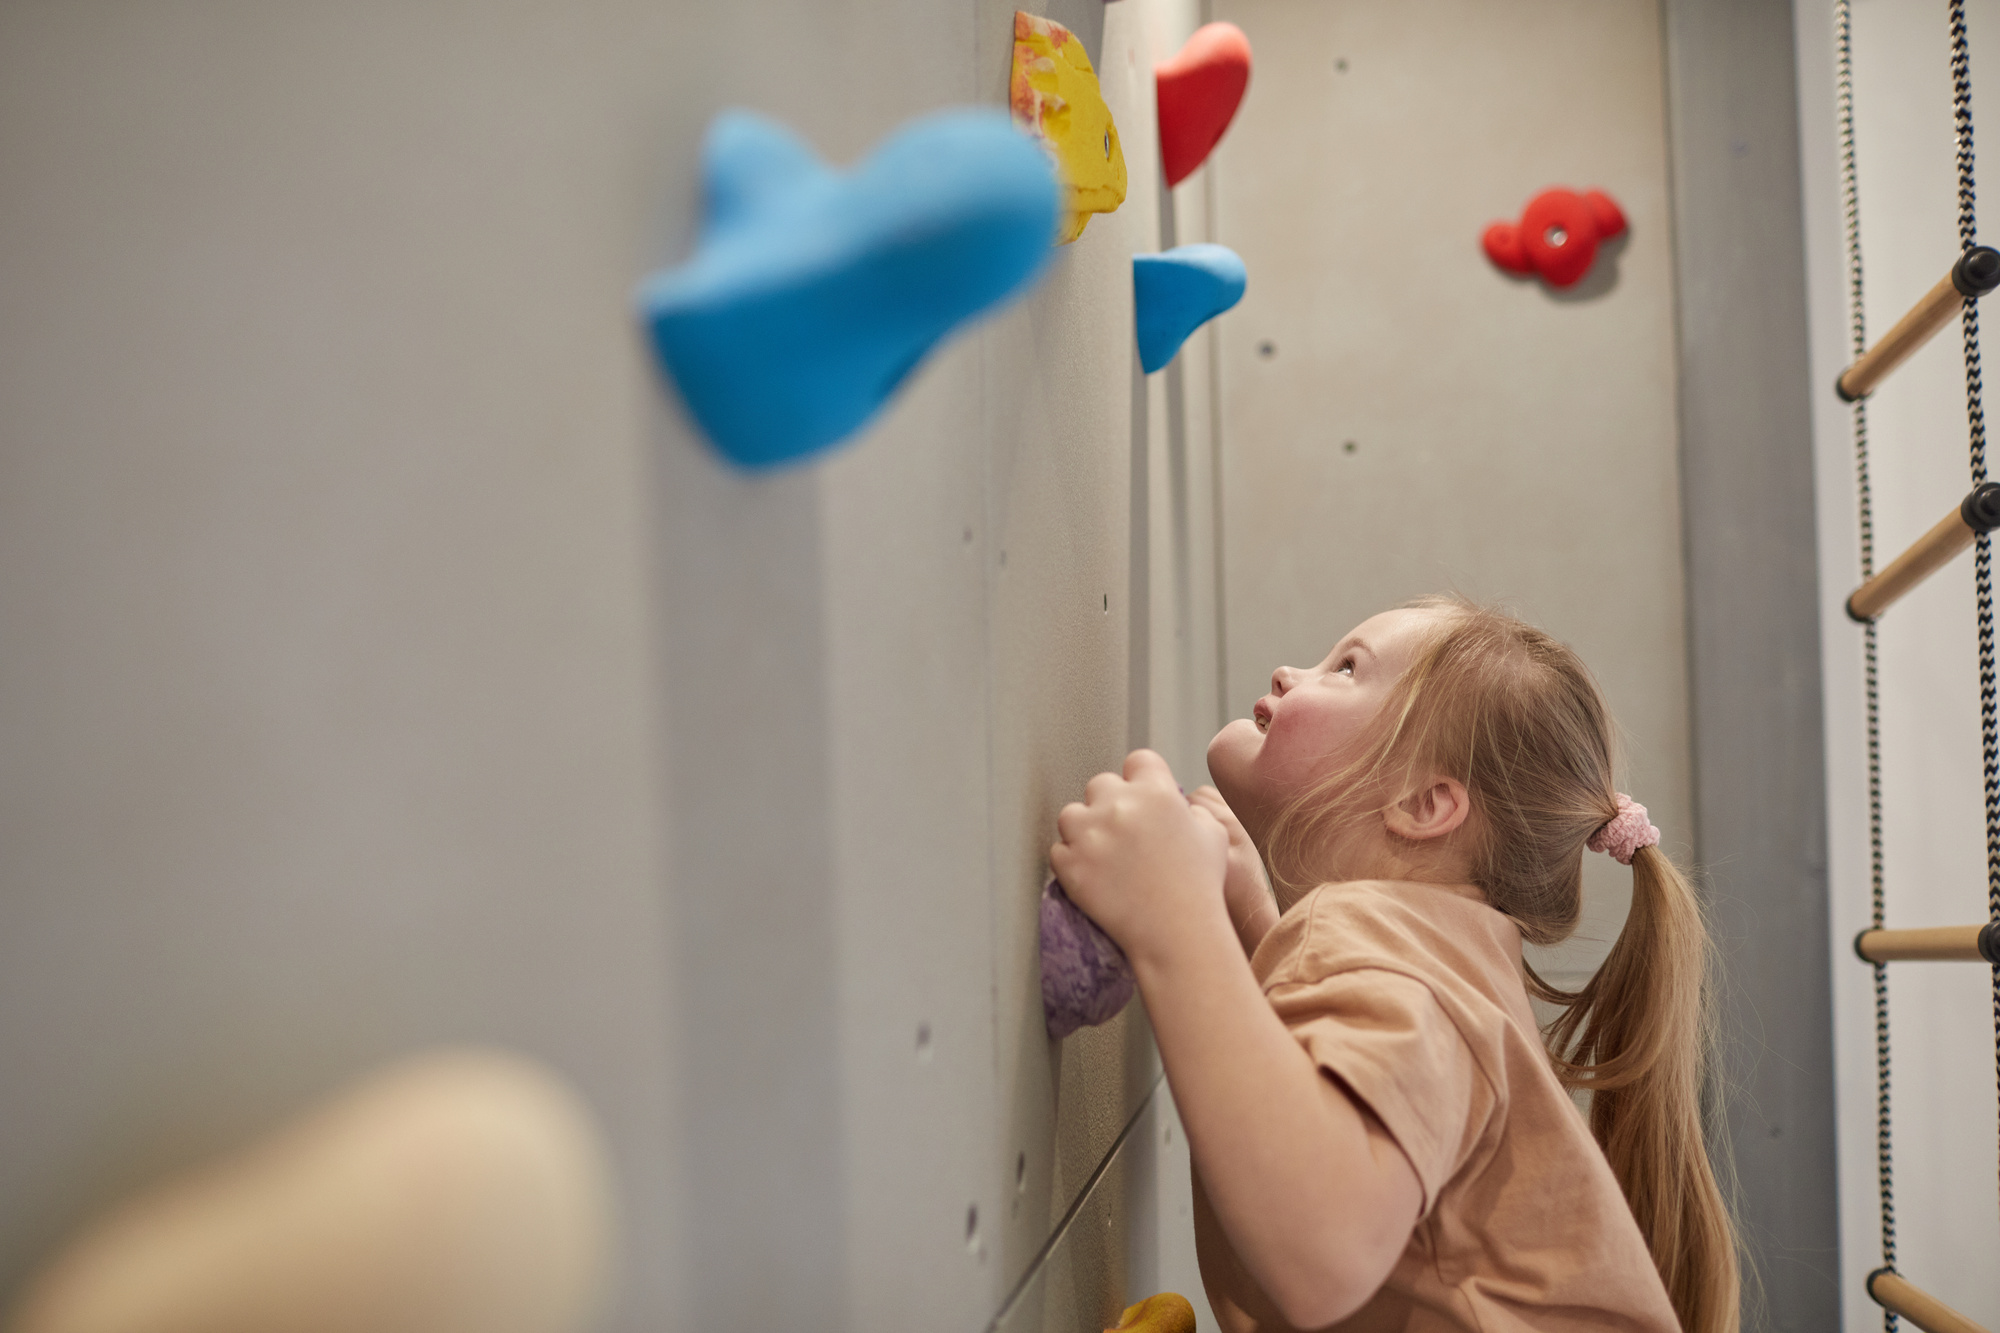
[1267,967,1489,1214]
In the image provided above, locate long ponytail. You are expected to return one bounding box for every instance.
[1266,598,1741,1332]
[1533,846,1740,1333]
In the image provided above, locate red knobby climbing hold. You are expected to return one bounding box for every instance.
[1482,188,1626,288]
[1156,22,1252,187]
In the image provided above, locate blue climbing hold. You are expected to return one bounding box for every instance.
[638,108,1062,470]
[1132,243,1247,374]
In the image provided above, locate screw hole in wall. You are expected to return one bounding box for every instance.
[1015,1150,1027,1192]
[965,1203,980,1251]
[1103,593,1109,612]
[1342,440,1358,454]
[915,1022,932,1060]
[1257,340,1276,358]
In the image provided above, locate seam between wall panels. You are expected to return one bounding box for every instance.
[983,1072,1166,1333]
[978,320,1004,1235]
[973,0,1005,1211]
[1203,153,1230,725]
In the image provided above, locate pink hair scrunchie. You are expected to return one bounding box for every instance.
[1588,794,1660,866]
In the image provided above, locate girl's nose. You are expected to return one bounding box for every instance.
[1271,666,1298,695]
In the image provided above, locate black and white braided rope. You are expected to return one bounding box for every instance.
[1947,0,2000,1225]
[1835,1,1899,1318]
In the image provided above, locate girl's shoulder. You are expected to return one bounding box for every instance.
[1251,878,1522,996]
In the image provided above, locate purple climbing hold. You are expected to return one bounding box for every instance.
[1040,878,1136,1039]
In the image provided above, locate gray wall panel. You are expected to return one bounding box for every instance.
[1661,0,1841,1326]
[0,3,693,1324]
[0,3,1218,1331]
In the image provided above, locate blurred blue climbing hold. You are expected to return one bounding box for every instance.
[1132,243,1246,374]
[638,108,1062,469]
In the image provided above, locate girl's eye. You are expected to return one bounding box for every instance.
[1336,658,1354,676]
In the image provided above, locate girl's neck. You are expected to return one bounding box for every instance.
[1272,827,1480,911]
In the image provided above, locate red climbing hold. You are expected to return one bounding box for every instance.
[1482,187,1627,288]
[1156,23,1252,188]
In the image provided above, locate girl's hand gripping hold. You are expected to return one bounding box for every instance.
[1050,750,1231,966]
[1058,753,1421,1327]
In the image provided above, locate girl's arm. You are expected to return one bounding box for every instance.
[1134,896,1421,1328]
[1052,752,1421,1329]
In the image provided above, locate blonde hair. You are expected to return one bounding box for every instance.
[1266,597,1741,1333]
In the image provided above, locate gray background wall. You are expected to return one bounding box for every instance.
[1206,0,1693,995]
[1662,0,1845,1327]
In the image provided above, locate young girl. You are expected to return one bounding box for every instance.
[1050,597,1738,1333]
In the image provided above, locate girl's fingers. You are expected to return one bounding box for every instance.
[1055,800,1089,843]
[1188,787,1244,831]
[1084,771,1124,804]
[1123,748,1172,783]
[1187,803,1229,849]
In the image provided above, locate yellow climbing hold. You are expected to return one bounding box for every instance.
[1107,1291,1197,1333]
[1010,11,1127,244]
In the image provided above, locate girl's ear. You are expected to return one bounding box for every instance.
[1382,776,1472,842]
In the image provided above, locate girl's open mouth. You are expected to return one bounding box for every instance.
[1253,700,1272,733]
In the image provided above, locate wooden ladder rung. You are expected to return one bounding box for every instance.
[1855,923,2000,963]
[1869,1269,1992,1333]
[1847,484,2000,622]
[1838,247,2000,401]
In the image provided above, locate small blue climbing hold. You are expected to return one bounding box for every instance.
[638,108,1062,470]
[1133,243,1247,374]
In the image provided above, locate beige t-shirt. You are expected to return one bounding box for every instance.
[1195,879,1679,1333]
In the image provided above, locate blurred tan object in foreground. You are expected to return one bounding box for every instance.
[1108,1292,1196,1333]
[6,1049,613,1333]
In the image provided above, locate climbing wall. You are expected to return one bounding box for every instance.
[1206,0,1695,987]
[1794,0,2000,1325]
[0,2,1227,1331]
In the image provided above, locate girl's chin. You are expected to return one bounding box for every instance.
[1211,715,1262,745]
[1207,716,1257,753]
[1206,717,1263,784]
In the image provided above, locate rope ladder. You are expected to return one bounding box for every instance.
[1834,3,2000,1329]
